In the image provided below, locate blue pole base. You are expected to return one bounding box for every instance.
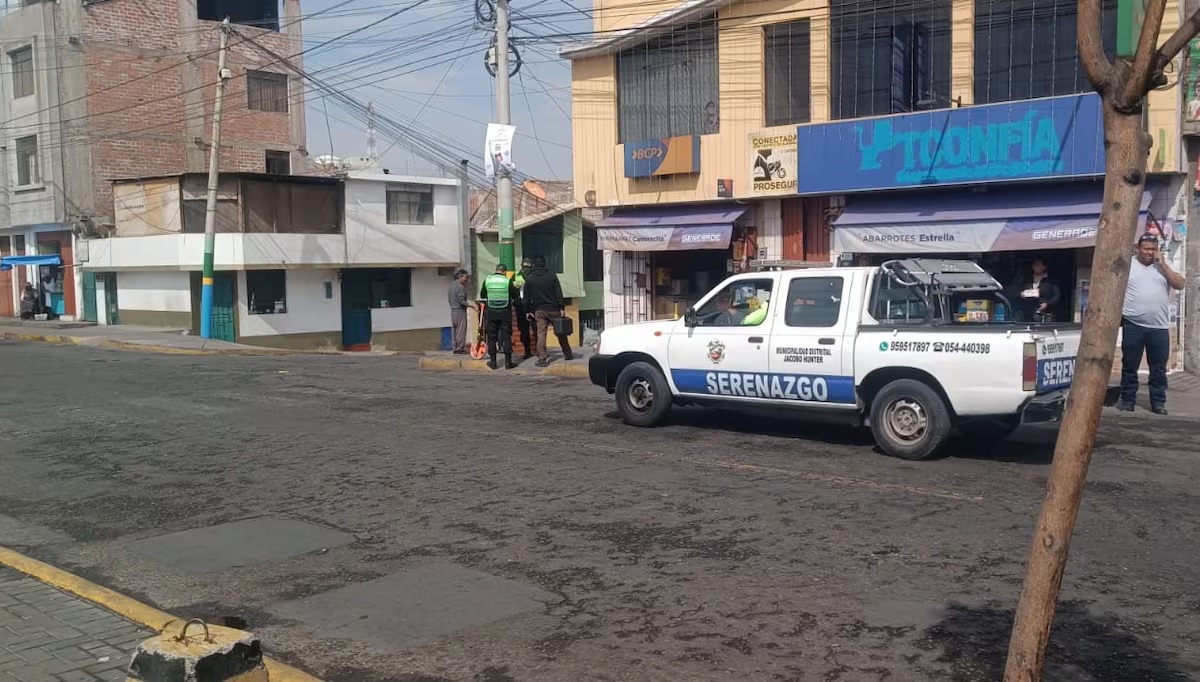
[199,281,214,339]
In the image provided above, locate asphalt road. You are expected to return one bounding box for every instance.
[0,340,1197,681]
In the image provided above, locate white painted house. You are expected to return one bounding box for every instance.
[81,171,465,351]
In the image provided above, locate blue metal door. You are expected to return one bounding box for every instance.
[340,270,372,350]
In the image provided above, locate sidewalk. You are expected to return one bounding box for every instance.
[0,567,150,681]
[1103,370,1200,419]
[0,323,329,356]
[418,347,592,378]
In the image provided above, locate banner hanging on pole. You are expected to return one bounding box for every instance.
[485,123,516,179]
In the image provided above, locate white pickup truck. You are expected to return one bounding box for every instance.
[588,258,1081,460]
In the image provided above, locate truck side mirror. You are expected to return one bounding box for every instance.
[683,308,698,327]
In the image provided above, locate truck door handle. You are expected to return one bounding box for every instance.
[819,338,836,345]
[748,336,763,343]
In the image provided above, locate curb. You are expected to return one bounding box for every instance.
[2,332,84,346]
[97,339,316,356]
[0,545,322,681]
[4,332,328,357]
[417,355,588,378]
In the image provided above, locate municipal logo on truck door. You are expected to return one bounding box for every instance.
[707,339,726,364]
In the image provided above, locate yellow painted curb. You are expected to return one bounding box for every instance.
[0,546,322,682]
[2,332,83,345]
[418,356,464,371]
[542,363,588,379]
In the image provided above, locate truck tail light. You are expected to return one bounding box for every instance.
[1022,342,1037,392]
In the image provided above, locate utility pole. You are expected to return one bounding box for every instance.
[199,18,231,339]
[494,0,514,270]
[1003,1,1200,679]
[459,159,473,274]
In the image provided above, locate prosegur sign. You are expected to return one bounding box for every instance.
[796,93,1105,194]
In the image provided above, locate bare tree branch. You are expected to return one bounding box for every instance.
[1079,0,1114,90]
[1156,5,1200,68]
[1121,0,1168,106]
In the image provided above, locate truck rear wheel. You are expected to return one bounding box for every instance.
[870,379,952,460]
[615,361,672,427]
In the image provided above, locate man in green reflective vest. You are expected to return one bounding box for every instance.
[512,258,534,359]
[479,264,520,370]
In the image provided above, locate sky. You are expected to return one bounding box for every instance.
[299,0,590,183]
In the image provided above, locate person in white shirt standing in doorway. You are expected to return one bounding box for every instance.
[1119,234,1185,414]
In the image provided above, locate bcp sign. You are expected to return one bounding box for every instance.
[623,135,700,178]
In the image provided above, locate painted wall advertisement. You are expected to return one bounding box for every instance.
[795,93,1105,194]
[623,136,701,179]
[1186,37,1200,122]
[749,132,797,196]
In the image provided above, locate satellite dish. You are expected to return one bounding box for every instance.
[523,180,547,200]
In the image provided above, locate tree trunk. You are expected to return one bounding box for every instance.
[1002,81,1151,681]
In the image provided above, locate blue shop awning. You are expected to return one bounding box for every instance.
[833,184,1151,253]
[596,204,747,251]
[0,254,62,271]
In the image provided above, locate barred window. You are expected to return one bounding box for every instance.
[830,0,952,119]
[10,46,33,99]
[616,16,719,142]
[247,71,289,113]
[974,0,1117,104]
[765,20,812,126]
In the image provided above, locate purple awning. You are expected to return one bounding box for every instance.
[833,184,1152,253]
[596,204,746,251]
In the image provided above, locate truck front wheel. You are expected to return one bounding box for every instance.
[615,361,672,427]
[869,379,952,460]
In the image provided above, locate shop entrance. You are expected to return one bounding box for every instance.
[650,250,729,320]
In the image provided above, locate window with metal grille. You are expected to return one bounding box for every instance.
[15,135,39,186]
[974,0,1117,104]
[265,150,291,174]
[830,0,952,119]
[385,184,434,225]
[10,46,33,99]
[247,270,287,315]
[369,268,412,308]
[247,71,288,113]
[764,20,811,126]
[616,16,719,142]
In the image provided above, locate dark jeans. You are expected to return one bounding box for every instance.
[485,310,513,359]
[1120,320,1169,407]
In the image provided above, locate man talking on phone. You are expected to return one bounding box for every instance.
[1119,234,1185,414]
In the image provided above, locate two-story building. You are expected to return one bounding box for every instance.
[2,0,308,321]
[567,0,1190,366]
[80,171,466,351]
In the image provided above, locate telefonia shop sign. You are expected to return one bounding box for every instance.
[796,93,1104,194]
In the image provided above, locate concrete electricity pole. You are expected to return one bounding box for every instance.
[199,19,231,339]
[1004,1,1200,679]
[494,0,515,271]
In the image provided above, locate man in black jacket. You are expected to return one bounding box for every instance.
[522,256,574,367]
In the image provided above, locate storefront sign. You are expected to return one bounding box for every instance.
[833,216,1128,253]
[749,132,797,196]
[796,93,1104,194]
[597,224,732,251]
[623,136,701,178]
